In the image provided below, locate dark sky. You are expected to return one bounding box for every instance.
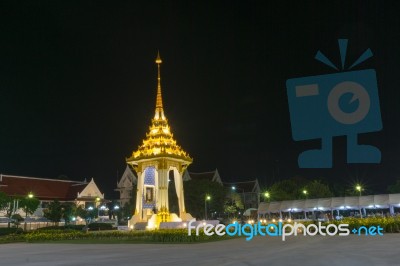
[0,1,399,198]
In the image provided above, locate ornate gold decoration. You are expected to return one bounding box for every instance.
[127,53,193,164]
[157,206,171,224]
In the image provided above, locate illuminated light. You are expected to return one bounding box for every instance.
[202,222,206,226]
[72,217,76,221]
[288,218,292,222]
[292,208,297,211]
[28,193,34,198]
[340,206,345,209]
[183,223,187,227]
[232,220,237,224]
[278,219,283,222]
[368,205,374,208]
[272,219,276,222]
[346,206,351,209]
[375,205,380,208]
[270,226,274,230]
[130,225,134,229]
[313,207,317,210]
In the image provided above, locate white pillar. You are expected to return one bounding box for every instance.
[135,171,144,220]
[173,167,185,216]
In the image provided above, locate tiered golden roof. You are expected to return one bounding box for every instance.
[128,53,192,162]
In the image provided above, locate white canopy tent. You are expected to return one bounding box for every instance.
[258,193,400,216]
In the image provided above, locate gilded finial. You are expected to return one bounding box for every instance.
[155,51,164,119]
[156,50,162,64]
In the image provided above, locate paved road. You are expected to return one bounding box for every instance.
[1,234,399,266]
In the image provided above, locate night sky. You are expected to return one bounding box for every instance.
[1,1,399,198]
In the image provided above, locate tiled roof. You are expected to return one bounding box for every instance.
[188,171,215,181]
[0,174,88,201]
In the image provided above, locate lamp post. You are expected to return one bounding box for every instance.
[264,192,270,202]
[113,205,120,220]
[95,197,101,220]
[303,190,308,199]
[356,185,362,196]
[204,195,211,220]
[355,185,363,218]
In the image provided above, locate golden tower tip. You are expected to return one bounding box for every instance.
[156,51,162,64]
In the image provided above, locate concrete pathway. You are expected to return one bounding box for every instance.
[0,234,399,266]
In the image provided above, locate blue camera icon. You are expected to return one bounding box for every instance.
[286,40,382,168]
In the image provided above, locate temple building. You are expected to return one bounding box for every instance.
[182,169,223,184]
[0,174,104,217]
[127,53,194,229]
[115,165,137,207]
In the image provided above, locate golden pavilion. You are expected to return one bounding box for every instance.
[127,52,194,229]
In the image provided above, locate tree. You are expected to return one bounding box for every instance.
[0,193,14,228]
[43,200,63,225]
[61,202,76,225]
[270,179,305,201]
[183,180,228,219]
[306,180,333,199]
[19,195,40,231]
[0,192,10,213]
[224,192,244,218]
[57,174,70,180]
[388,179,400,194]
[75,205,93,225]
[19,196,40,218]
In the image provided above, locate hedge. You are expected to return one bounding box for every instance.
[0,227,23,236]
[88,223,114,231]
[37,225,86,231]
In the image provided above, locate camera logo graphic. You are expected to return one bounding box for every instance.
[286,39,382,168]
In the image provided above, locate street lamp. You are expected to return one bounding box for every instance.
[356,185,362,196]
[264,192,270,202]
[204,195,211,220]
[95,197,101,219]
[303,190,308,199]
[28,193,34,199]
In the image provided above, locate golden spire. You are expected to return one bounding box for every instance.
[126,53,192,163]
[155,51,165,120]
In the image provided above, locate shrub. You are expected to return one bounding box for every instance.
[0,227,24,236]
[36,224,85,231]
[88,223,114,231]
